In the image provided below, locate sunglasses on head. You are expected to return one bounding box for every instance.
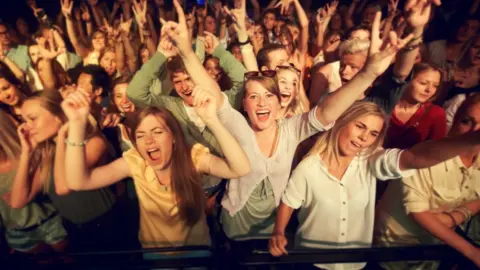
[276,63,301,74]
[244,70,276,79]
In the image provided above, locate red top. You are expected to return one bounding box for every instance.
[385,102,447,150]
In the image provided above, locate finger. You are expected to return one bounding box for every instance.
[160,18,167,25]
[240,0,246,10]
[279,239,288,255]
[398,33,414,49]
[173,0,185,25]
[223,6,232,17]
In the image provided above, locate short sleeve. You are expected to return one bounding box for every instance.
[369,148,416,180]
[402,169,432,214]
[281,158,311,209]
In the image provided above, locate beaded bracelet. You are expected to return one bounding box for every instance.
[453,207,472,222]
[444,211,458,227]
[65,138,88,147]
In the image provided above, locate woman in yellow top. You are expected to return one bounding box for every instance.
[60,88,251,249]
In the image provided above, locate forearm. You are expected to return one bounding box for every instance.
[53,29,66,50]
[85,21,93,37]
[294,0,309,54]
[146,16,159,47]
[315,70,377,126]
[90,5,104,28]
[75,19,88,45]
[345,1,357,29]
[1,57,25,82]
[434,200,480,228]
[115,40,126,74]
[273,202,295,235]
[410,212,478,259]
[121,2,133,20]
[54,134,71,195]
[206,117,250,176]
[10,153,34,208]
[122,35,138,73]
[66,18,89,58]
[181,50,223,106]
[400,131,480,170]
[38,59,56,90]
[393,27,424,80]
[65,120,91,190]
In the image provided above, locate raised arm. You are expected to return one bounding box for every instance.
[9,125,43,209]
[223,0,259,72]
[399,128,480,170]
[62,0,91,59]
[193,87,250,179]
[61,91,132,191]
[393,0,430,80]
[314,12,414,126]
[162,0,223,107]
[291,0,309,55]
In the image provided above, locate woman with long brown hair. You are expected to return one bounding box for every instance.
[61,87,250,248]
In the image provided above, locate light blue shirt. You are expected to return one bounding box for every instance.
[6,45,31,71]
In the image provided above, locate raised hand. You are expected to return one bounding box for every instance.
[60,0,74,18]
[61,90,91,123]
[73,7,82,21]
[405,0,440,29]
[203,32,220,55]
[364,12,414,77]
[87,0,98,6]
[119,14,133,34]
[80,3,91,21]
[186,6,196,30]
[269,233,289,257]
[132,0,147,28]
[223,0,248,40]
[388,0,399,17]
[157,34,178,58]
[274,0,294,16]
[160,0,192,57]
[192,86,217,124]
[17,124,39,155]
[326,0,339,17]
[37,40,62,60]
[196,4,207,23]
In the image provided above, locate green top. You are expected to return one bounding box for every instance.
[126,46,246,157]
[0,170,58,230]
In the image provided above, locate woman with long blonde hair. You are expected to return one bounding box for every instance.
[269,100,480,269]
[0,109,68,253]
[9,90,122,252]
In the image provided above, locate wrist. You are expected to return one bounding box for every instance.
[237,32,249,43]
[273,230,285,236]
[179,49,196,59]
[358,68,379,82]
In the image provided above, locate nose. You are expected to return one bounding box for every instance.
[341,66,352,77]
[145,134,155,144]
[258,96,266,107]
[358,131,368,142]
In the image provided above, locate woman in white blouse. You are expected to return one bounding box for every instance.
[268,98,480,269]
[375,94,480,269]
[213,11,414,244]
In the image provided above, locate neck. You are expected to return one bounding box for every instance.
[155,166,172,186]
[253,122,277,137]
[397,98,420,111]
[460,152,478,168]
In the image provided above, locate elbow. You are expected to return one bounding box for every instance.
[230,163,251,179]
[10,197,28,209]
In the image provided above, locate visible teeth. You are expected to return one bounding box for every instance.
[256,110,269,114]
[147,148,159,153]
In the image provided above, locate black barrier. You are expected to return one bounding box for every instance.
[3,244,471,269]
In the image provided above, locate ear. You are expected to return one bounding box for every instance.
[94,87,103,97]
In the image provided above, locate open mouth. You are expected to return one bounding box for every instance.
[256,109,270,121]
[147,148,162,161]
[280,92,292,99]
[121,103,133,111]
[351,141,361,149]
[182,90,193,97]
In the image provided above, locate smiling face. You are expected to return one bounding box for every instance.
[0,78,23,107]
[337,114,384,157]
[172,71,195,106]
[408,69,441,103]
[243,80,280,131]
[339,52,368,84]
[91,31,107,51]
[100,51,117,76]
[263,12,276,31]
[134,114,174,171]
[112,83,135,113]
[21,99,63,143]
[204,58,222,82]
[276,68,299,108]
